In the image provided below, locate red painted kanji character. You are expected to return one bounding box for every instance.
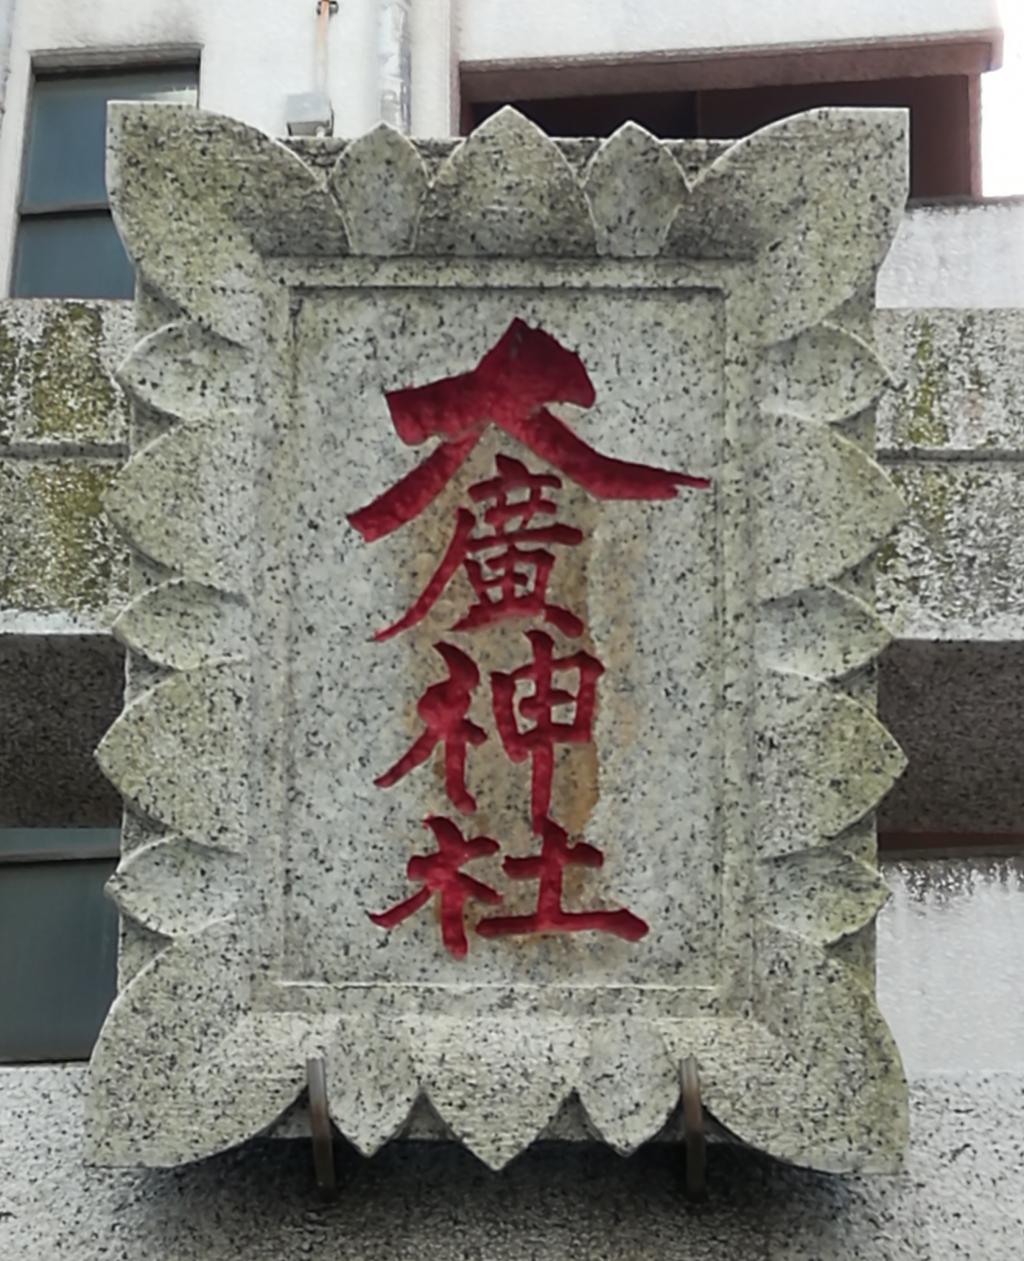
[348,319,710,543]
[375,642,485,813]
[491,629,603,827]
[374,453,585,641]
[476,816,648,942]
[369,816,502,957]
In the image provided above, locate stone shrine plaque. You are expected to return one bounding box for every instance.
[89,104,910,1171]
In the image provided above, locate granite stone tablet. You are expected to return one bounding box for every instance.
[89,104,909,1172]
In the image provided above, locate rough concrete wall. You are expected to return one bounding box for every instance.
[879,200,1024,309]
[0,1074,1019,1259]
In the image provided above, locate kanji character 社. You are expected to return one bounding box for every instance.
[491,629,604,827]
[476,816,648,942]
[369,816,502,958]
[374,453,584,641]
[374,641,485,813]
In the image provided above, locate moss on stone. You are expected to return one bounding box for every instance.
[902,317,950,448]
[25,304,121,442]
[0,460,124,613]
[0,309,24,443]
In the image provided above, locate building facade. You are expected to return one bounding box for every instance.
[1,2,1022,1257]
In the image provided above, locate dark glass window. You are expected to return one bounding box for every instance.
[13,65,199,299]
[0,635,125,1063]
[0,831,120,1062]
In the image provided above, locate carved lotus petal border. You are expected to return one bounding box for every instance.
[91,103,909,1173]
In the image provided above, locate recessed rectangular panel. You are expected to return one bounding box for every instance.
[275,284,724,995]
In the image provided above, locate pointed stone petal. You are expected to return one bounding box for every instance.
[96,663,250,851]
[326,1019,420,1156]
[118,321,254,423]
[413,1017,585,1168]
[88,921,306,1166]
[667,109,908,342]
[583,123,687,257]
[760,849,891,944]
[756,673,907,858]
[691,927,907,1173]
[330,125,429,255]
[104,412,254,595]
[417,107,595,257]
[758,323,891,423]
[107,836,247,938]
[577,1023,678,1153]
[756,414,905,602]
[113,580,249,671]
[757,585,892,681]
[107,104,347,342]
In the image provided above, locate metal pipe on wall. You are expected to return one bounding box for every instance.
[378,0,411,132]
[0,0,16,125]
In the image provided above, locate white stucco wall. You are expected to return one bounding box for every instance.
[0,0,465,293]
[0,0,14,121]
[879,198,1024,308]
[459,0,1002,66]
[0,0,1009,296]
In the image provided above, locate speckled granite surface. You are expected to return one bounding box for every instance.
[89,104,909,1172]
[1,1066,1021,1261]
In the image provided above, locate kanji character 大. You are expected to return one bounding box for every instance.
[369,816,502,958]
[348,319,710,543]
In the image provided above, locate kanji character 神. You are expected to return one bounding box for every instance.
[374,453,585,641]
[369,816,502,958]
[491,629,604,827]
[374,642,485,813]
[476,816,648,942]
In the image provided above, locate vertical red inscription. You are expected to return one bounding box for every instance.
[348,319,709,545]
[375,454,585,642]
[355,320,712,956]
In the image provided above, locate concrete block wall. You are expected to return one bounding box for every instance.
[0,301,130,633]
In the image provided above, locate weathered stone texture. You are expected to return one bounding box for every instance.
[2,304,1023,647]
[81,103,909,1175]
[0,458,127,623]
[878,461,1024,641]
[0,301,132,629]
[0,300,132,449]
[873,309,1024,640]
